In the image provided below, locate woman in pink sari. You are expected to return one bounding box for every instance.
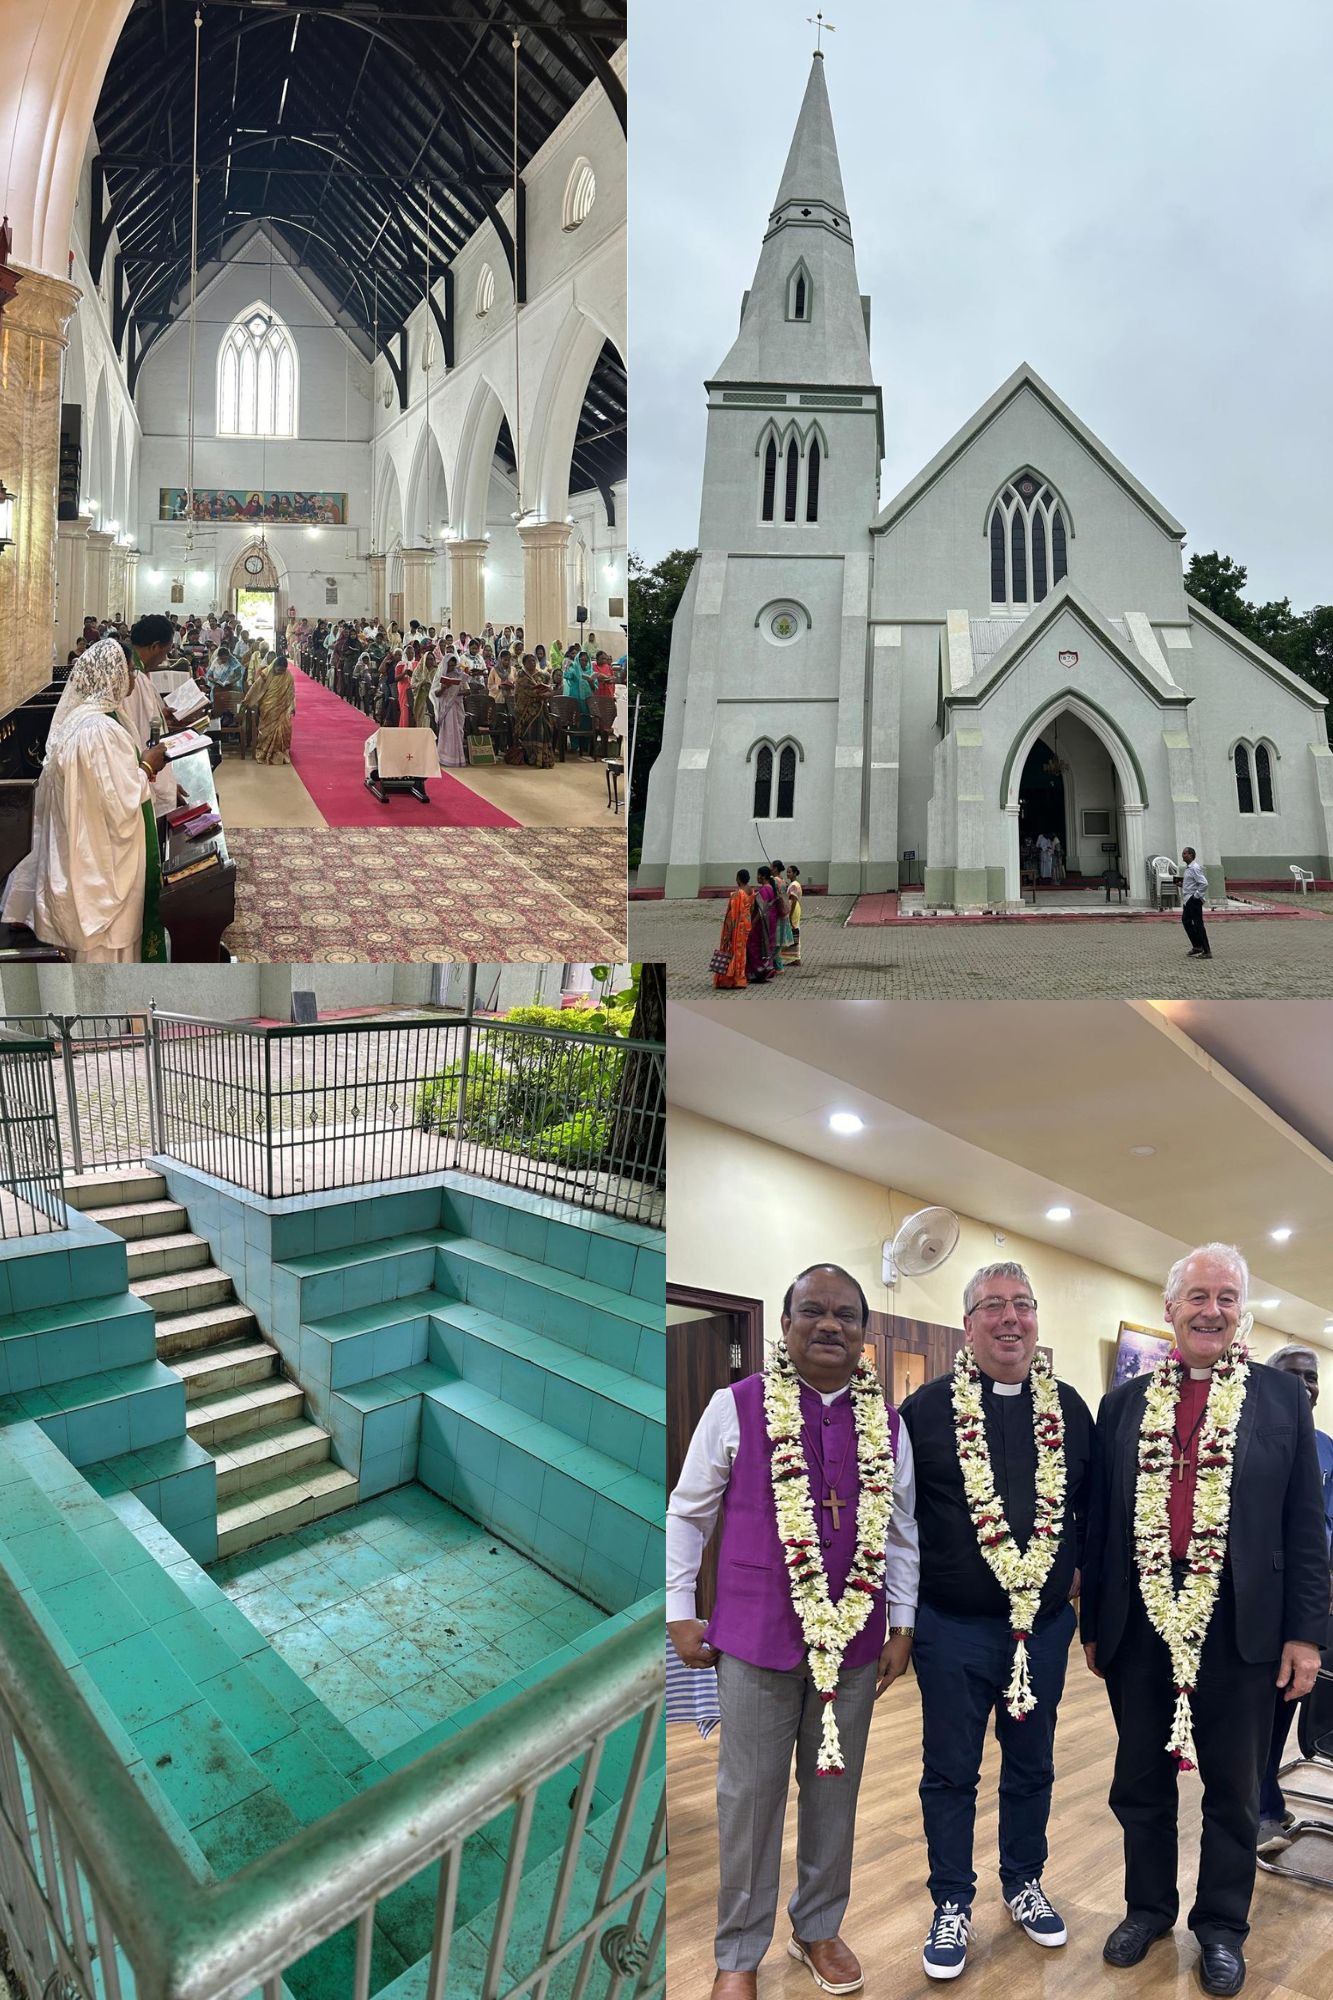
[395,650,413,728]
[745,866,782,982]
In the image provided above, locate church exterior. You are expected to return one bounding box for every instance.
[640,57,1333,906]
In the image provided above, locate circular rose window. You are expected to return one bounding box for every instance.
[761,600,807,647]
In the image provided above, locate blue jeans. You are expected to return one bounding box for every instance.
[915,1599,1076,1909]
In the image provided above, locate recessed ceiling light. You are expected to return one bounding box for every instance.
[1270,1227,1293,1243]
[828,1112,863,1136]
[1259,1298,1280,1311]
[1325,1321,1333,1335]
[1129,1145,1156,1157]
[1046,1205,1072,1222]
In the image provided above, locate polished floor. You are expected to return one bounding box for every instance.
[210,1483,607,1761]
[666,1645,1333,2000]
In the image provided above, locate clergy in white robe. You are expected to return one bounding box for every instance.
[1,639,170,961]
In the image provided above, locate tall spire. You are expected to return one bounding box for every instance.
[712,54,872,388]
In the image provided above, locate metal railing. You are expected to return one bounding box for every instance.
[151,1010,665,1226]
[0,1030,66,1239]
[0,1567,664,2000]
[0,1013,154,1175]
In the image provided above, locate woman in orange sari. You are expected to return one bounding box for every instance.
[711,869,753,989]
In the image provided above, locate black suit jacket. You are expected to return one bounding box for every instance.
[1081,1362,1328,1668]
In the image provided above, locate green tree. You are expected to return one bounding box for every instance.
[627,547,699,860]
[1185,550,1331,742]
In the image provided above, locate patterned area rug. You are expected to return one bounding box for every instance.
[221,828,627,961]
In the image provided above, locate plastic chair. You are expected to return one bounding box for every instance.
[1291,864,1315,894]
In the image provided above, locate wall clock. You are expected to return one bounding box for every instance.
[244,554,266,576]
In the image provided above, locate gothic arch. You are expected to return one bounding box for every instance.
[523,305,612,524]
[451,374,516,539]
[403,422,449,547]
[1,0,135,275]
[88,368,112,520]
[375,457,405,554]
[1001,692,1148,901]
[981,468,1077,541]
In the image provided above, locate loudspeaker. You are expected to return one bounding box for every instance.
[575,604,588,624]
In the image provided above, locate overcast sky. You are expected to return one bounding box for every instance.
[630,0,1333,609]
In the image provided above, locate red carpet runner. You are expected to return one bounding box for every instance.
[285,666,519,828]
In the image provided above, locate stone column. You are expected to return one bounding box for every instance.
[107,543,128,622]
[55,512,92,660]
[123,548,140,625]
[517,521,572,653]
[0,264,80,708]
[400,547,434,629]
[367,553,386,623]
[84,529,113,620]
[448,537,488,637]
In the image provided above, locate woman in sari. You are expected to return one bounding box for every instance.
[744,866,782,982]
[247,652,296,764]
[712,870,753,989]
[514,652,555,769]
[395,648,415,728]
[432,654,467,767]
[379,650,399,724]
[1,637,169,961]
[562,649,595,730]
[771,858,796,960]
[410,646,435,730]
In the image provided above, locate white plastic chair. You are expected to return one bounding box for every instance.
[1149,855,1180,909]
[1290,864,1315,895]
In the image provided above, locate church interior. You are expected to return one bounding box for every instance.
[0,0,628,962]
[666,996,1333,1997]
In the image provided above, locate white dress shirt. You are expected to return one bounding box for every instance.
[666,1376,920,1626]
[1181,859,1209,900]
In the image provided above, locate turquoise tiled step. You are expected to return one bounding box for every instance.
[433,1241,664,1394]
[175,1337,278,1401]
[156,1300,259,1360]
[273,1234,447,1328]
[214,1419,332,1500]
[300,1290,437,1394]
[0,1291,155,1397]
[427,1302,664,1483]
[0,1359,186,1466]
[83,1435,218,1564]
[217,1461,359,1558]
[188,1377,304,1447]
[420,1386,662,1613]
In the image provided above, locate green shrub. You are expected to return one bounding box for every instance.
[530,1107,613,1168]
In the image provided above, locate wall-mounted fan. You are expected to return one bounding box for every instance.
[882,1206,961,1287]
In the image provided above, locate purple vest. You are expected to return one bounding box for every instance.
[705,1372,901,1673]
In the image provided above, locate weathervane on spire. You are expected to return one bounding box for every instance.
[808,10,836,56]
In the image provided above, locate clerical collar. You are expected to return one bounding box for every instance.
[1188,1367,1213,1380]
[796,1373,850,1407]
[980,1373,1026,1397]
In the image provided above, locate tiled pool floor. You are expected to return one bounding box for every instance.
[209,1484,608,1761]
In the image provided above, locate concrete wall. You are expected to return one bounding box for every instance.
[0,963,435,1019]
[667,1107,1302,1415]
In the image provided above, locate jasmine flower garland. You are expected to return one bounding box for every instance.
[951,1345,1067,1719]
[763,1345,896,1775]
[1133,1333,1250,1771]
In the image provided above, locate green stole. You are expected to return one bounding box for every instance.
[114,711,168,963]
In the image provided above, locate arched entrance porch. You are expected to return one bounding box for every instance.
[1004,696,1148,901]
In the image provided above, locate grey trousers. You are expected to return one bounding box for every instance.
[714,1651,878,1971]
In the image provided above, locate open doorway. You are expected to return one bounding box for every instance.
[235,587,276,646]
[667,1286,763,1620]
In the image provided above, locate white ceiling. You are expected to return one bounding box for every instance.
[667,999,1333,1348]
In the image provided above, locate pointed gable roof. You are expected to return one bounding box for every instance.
[946,578,1192,710]
[872,363,1186,539]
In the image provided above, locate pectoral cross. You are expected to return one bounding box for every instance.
[1172,1447,1191,1483]
[823,1490,845,1531]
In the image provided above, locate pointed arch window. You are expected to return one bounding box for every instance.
[988,471,1070,608]
[787,262,813,322]
[776,744,797,817]
[761,438,778,522]
[806,437,821,522]
[218,304,299,437]
[753,744,774,818]
[1255,742,1276,812]
[784,440,800,522]
[1234,743,1255,814]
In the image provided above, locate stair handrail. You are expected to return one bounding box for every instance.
[0,1557,664,2000]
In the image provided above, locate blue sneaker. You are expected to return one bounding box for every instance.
[1006,1879,1067,1947]
[923,1903,973,1980]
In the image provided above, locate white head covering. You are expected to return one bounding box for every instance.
[48,636,132,754]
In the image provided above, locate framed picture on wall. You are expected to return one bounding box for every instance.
[1111,1320,1174,1388]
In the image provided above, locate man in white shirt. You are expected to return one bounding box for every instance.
[1180,846,1212,959]
[668,1265,919,1999]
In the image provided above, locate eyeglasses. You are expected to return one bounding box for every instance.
[970,1296,1038,1316]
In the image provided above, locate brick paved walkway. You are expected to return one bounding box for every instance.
[629,896,1333,998]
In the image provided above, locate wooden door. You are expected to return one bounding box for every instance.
[667,1313,737,1622]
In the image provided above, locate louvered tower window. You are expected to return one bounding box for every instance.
[988,473,1069,608]
[784,442,800,522]
[806,438,821,522]
[761,439,778,522]
[1234,744,1255,814]
[1255,743,1274,812]
[776,745,797,817]
[753,744,774,817]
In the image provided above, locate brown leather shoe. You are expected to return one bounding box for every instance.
[711,1973,758,1999]
[788,1936,864,1994]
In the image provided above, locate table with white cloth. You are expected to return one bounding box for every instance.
[363,726,441,804]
